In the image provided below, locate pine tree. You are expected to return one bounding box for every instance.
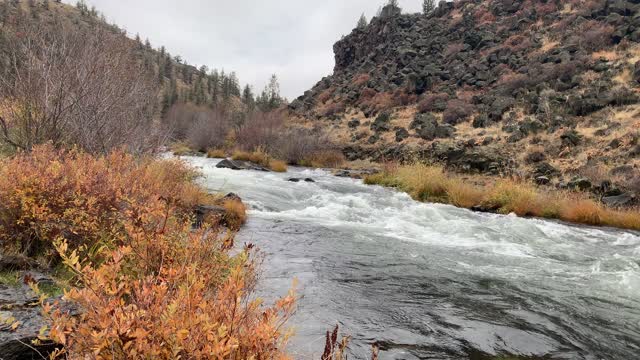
[242,85,255,111]
[422,0,436,14]
[357,13,368,29]
[388,0,399,8]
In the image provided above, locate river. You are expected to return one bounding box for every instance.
[184,156,640,360]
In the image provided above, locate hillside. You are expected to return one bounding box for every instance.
[0,0,245,118]
[291,0,640,198]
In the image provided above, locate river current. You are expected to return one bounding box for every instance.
[184,156,640,360]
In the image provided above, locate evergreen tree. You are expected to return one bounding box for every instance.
[242,84,255,111]
[422,0,436,14]
[357,13,368,29]
[257,74,283,112]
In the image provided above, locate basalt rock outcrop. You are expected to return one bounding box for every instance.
[291,0,640,197]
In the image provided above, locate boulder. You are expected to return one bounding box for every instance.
[535,176,551,185]
[370,112,391,132]
[568,177,592,191]
[526,151,546,164]
[216,159,269,172]
[602,193,637,208]
[395,128,410,142]
[347,118,361,129]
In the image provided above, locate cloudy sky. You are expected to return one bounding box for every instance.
[67,0,422,99]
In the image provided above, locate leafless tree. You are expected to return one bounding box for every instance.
[0,20,159,154]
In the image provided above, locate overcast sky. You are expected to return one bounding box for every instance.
[66,0,422,99]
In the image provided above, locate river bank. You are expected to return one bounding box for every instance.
[364,163,640,232]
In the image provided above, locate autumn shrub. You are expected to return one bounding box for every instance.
[444,43,464,59]
[235,111,285,153]
[322,102,346,117]
[443,99,475,125]
[0,144,211,259]
[44,207,294,359]
[573,21,615,51]
[417,93,449,113]
[352,73,371,87]
[272,128,338,165]
[232,149,288,172]
[317,87,336,103]
[206,148,226,158]
[269,160,288,173]
[302,150,346,169]
[0,145,296,358]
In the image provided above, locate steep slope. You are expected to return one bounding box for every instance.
[0,0,244,116]
[291,0,640,196]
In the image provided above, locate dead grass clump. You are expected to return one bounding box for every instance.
[446,179,485,208]
[206,148,226,158]
[269,160,288,173]
[222,199,248,230]
[365,162,640,231]
[232,149,287,172]
[561,198,604,226]
[303,150,346,168]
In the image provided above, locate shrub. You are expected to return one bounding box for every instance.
[0,145,212,259]
[186,110,230,152]
[0,145,296,358]
[235,111,285,153]
[269,160,288,173]
[443,99,474,125]
[417,93,449,113]
[322,102,346,117]
[206,148,226,158]
[444,43,464,59]
[272,128,338,165]
[352,73,371,87]
[574,21,615,51]
[0,18,158,154]
[44,205,293,359]
[302,150,346,168]
[317,87,335,103]
[222,198,248,230]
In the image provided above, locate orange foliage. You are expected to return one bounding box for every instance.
[0,145,297,358]
[0,144,211,258]
[44,215,295,359]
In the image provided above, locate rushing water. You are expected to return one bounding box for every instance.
[184,156,640,360]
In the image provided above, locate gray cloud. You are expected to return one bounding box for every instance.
[69,0,422,99]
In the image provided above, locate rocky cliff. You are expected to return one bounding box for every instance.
[291,0,640,198]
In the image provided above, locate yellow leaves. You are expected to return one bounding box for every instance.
[2,145,297,358]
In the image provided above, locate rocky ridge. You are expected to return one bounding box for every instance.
[291,0,640,200]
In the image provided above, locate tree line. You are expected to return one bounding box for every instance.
[0,0,287,154]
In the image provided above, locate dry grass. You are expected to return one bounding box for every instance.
[232,149,269,166]
[171,142,194,156]
[232,149,287,172]
[302,150,346,168]
[365,163,640,231]
[206,148,226,158]
[222,199,248,230]
[269,160,288,172]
